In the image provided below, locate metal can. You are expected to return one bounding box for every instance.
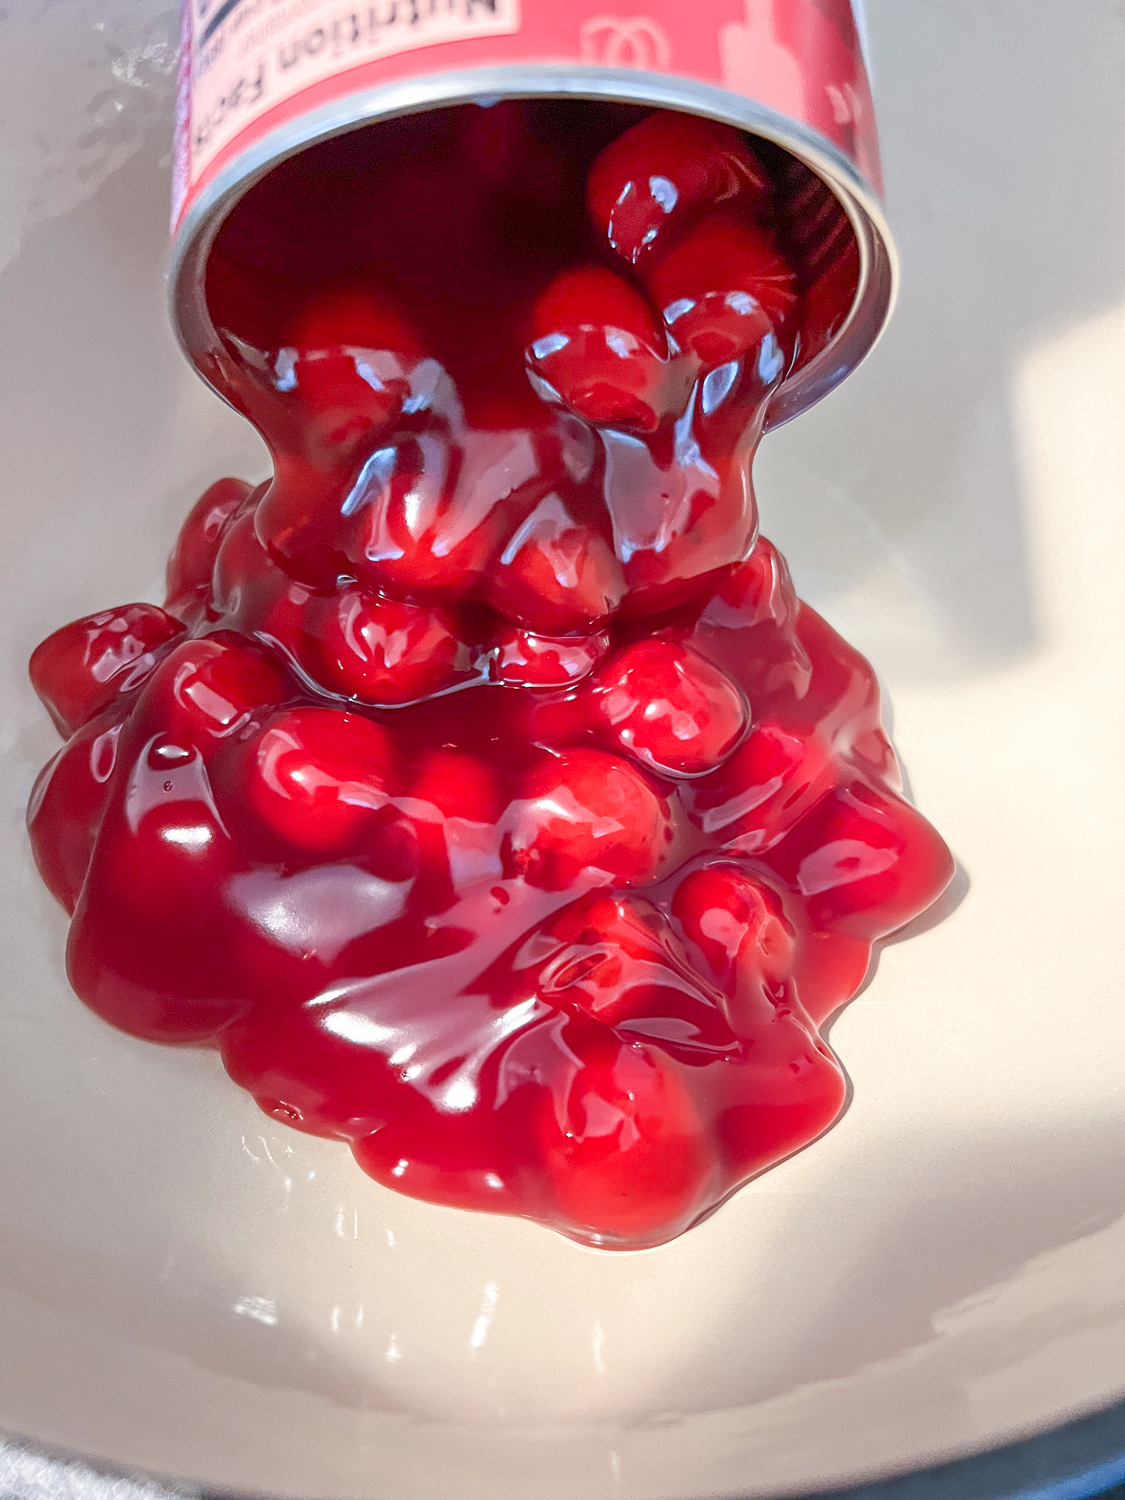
[170,0,894,427]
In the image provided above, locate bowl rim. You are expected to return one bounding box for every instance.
[4,1397,1125,1500]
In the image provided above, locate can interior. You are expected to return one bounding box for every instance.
[197,99,861,424]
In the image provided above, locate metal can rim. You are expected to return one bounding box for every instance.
[168,62,898,432]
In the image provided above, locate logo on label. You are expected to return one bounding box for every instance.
[719,0,806,117]
[578,14,671,71]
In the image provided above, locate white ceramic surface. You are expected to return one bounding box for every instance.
[2,4,1124,1498]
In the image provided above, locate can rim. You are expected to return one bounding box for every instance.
[168,62,898,431]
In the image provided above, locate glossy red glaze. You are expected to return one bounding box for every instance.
[592,636,749,777]
[528,265,678,434]
[27,103,951,1248]
[165,477,255,624]
[29,603,185,736]
[586,112,772,267]
[645,210,799,362]
[283,288,424,468]
[305,587,473,705]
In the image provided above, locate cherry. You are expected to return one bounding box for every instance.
[221,998,411,1142]
[210,501,276,616]
[454,99,580,234]
[347,436,506,603]
[204,498,316,670]
[717,1028,847,1180]
[537,891,716,1028]
[687,719,834,854]
[485,491,625,635]
[65,741,250,1044]
[409,748,501,824]
[165,477,256,622]
[592,637,748,777]
[305,586,472,705]
[766,780,955,940]
[246,706,394,854]
[505,747,671,890]
[644,210,798,364]
[248,575,317,674]
[587,111,771,266]
[140,636,290,747]
[354,1119,525,1218]
[537,1029,710,1247]
[29,604,186,737]
[673,864,795,992]
[252,454,354,588]
[709,535,799,630]
[492,624,610,688]
[26,712,122,913]
[793,931,873,1028]
[526,266,683,433]
[598,426,753,616]
[282,284,422,465]
[25,103,955,1250]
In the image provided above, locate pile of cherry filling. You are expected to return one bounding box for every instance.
[27,103,952,1249]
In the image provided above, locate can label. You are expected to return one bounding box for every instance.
[186,0,521,198]
[175,0,881,234]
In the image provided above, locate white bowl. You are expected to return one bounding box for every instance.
[2,3,1125,1497]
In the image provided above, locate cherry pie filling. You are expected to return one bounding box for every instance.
[27,103,952,1248]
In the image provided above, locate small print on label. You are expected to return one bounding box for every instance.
[188,0,522,187]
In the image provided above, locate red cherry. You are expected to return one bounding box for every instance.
[207,500,315,670]
[348,437,506,603]
[210,502,275,615]
[711,536,799,629]
[505,748,671,890]
[592,637,748,777]
[492,624,610,688]
[141,636,290,747]
[221,998,415,1143]
[94,740,239,920]
[599,428,753,616]
[251,576,317,673]
[284,284,422,465]
[247,706,394,853]
[455,99,577,215]
[687,719,834,853]
[305,586,471,705]
[767,781,955,940]
[29,604,186,737]
[527,266,683,433]
[537,1032,710,1247]
[673,865,795,993]
[26,712,122,913]
[486,492,625,635]
[66,741,249,1044]
[252,454,355,588]
[165,477,256,622]
[538,892,713,1028]
[645,210,798,364]
[717,1026,847,1180]
[587,111,771,266]
[793,930,873,1027]
[409,748,502,824]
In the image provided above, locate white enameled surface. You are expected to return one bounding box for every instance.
[1,4,1124,1498]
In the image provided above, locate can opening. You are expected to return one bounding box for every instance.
[195,100,860,429]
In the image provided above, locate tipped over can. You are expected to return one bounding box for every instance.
[170,0,894,427]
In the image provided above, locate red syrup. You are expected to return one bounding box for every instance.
[27,102,952,1249]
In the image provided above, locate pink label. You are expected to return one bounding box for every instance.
[175,0,881,232]
[187,0,522,186]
